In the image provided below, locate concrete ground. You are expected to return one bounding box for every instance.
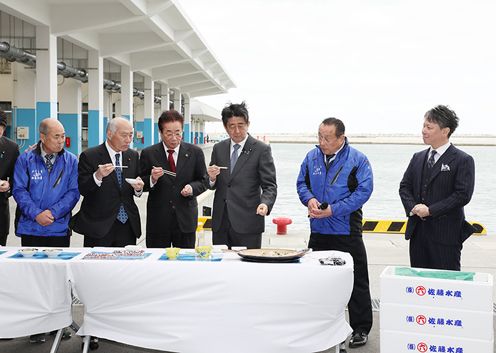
[2,195,495,352]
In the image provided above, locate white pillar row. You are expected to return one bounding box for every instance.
[182,93,191,143]
[35,25,57,122]
[13,63,37,148]
[120,64,133,121]
[58,79,82,155]
[190,116,196,143]
[88,49,104,147]
[143,75,154,147]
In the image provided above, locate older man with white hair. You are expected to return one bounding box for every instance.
[72,117,144,247]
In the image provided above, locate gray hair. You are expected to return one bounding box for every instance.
[107,117,131,135]
[39,118,60,135]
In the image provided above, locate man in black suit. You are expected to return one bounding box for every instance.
[140,110,207,248]
[72,117,144,247]
[0,110,19,246]
[207,102,277,249]
[399,105,475,271]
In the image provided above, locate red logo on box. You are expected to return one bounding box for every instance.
[417,342,428,352]
[415,286,426,296]
[416,315,426,325]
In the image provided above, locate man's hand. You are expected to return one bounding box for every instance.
[256,203,269,216]
[411,204,430,219]
[207,165,221,182]
[151,166,164,184]
[131,176,144,191]
[35,210,55,226]
[307,198,320,216]
[95,163,115,181]
[0,179,10,192]
[181,184,193,197]
[309,202,332,219]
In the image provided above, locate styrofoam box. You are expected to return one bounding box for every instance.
[381,302,493,341]
[380,329,493,353]
[380,266,493,312]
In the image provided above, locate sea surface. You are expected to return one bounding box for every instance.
[268,143,495,235]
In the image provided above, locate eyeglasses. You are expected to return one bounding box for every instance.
[164,131,183,138]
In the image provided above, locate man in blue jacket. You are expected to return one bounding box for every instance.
[297,117,373,349]
[13,118,79,247]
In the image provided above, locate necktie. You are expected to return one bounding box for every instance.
[230,144,241,173]
[325,153,335,168]
[115,153,128,223]
[427,150,437,169]
[45,154,54,173]
[167,149,176,173]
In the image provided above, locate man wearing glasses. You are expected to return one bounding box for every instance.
[207,102,277,249]
[297,117,374,349]
[140,110,207,248]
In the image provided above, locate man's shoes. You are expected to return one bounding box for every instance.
[29,333,46,344]
[349,332,368,348]
[49,328,72,340]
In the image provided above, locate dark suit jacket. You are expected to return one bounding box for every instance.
[208,135,277,234]
[399,144,475,246]
[71,143,141,239]
[0,136,19,239]
[140,141,207,234]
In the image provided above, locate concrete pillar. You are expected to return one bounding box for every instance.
[87,50,104,148]
[183,93,191,143]
[141,76,154,147]
[200,120,205,143]
[120,65,133,121]
[58,79,82,155]
[172,88,181,113]
[157,83,169,143]
[103,91,111,133]
[35,25,57,123]
[13,63,37,148]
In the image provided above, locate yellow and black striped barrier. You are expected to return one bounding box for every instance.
[198,216,487,235]
[362,219,487,235]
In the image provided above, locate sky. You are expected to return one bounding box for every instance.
[177,0,496,135]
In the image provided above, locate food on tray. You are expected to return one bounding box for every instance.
[82,252,118,260]
[113,249,145,257]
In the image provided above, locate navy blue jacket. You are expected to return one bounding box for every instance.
[13,143,79,237]
[297,139,373,235]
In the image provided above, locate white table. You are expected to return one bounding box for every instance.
[69,250,353,353]
[0,247,73,339]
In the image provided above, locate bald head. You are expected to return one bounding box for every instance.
[39,118,65,154]
[107,117,133,152]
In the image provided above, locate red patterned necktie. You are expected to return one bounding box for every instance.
[167,149,176,173]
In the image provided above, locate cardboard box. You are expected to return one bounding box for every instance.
[380,329,493,353]
[380,302,493,341]
[380,266,493,312]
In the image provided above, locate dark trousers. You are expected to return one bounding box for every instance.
[21,234,71,247]
[409,224,462,271]
[146,210,195,249]
[309,233,373,335]
[213,207,261,249]
[84,219,136,247]
[0,232,7,246]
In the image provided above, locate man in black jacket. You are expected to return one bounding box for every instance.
[0,110,19,246]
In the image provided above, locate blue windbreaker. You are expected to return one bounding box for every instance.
[13,144,80,237]
[296,139,373,235]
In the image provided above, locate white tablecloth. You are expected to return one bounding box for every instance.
[0,248,73,338]
[69,250,353,353]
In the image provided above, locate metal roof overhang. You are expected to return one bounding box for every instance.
[0,0,235,97]
[190,99,221,122]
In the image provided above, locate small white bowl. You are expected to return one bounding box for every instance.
[125,178,138,185]
[19,248,38,257]
[43,248,63,258]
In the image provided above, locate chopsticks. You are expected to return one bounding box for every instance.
[162,169,176,177]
